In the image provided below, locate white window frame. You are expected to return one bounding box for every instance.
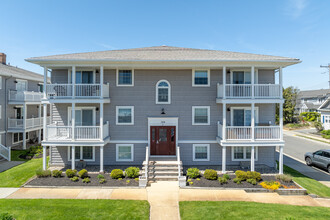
[231,146,258,161]
[230,107,259,126]
[116,69,134,87]
[192,106,210,125]
[68,69,96,84]
[192,69,210,87]
[230,69,258,84]
[156,80,171,104]
[116,106,134,125]
[68,107,96,126]
[68,146,96,162]
[193,144,210,161]
[12,132,29,144]
[116,144,134,162]
[16,79,28,91]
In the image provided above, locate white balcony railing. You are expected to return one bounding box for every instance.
[8,90,43,102]
[8,117,50,130]
[46,83,109,99]
[45,122,109,142]
[217,122,281,141]
[0,144,11,161]
[217,84,281,99]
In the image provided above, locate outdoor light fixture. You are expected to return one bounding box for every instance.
[227,108,230,112]
[161,108,165,115]
[14,80,18,83]
[96,107,99,111]
[227,70,230,74]
[96,70,99,74]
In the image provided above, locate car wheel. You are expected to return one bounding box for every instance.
[305,157,312,166]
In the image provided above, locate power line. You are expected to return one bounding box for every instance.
[320,64,330,88]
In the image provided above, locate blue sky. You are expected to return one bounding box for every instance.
[1,0,330,90]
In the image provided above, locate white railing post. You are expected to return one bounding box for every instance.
[72,66,76,98]
[279,67,283,99]
[251,66,255,98]
[100,103,104,140]
[8,147,11,161]
[222,146,226,174]
[72,146,75,170]
[100,145,104,173]
[222,103,226,140]
[251,146,255,171]
[43,104,47,141]
[223,66,226,99]
[280,102,283,141]
[72,103,75,140]
[100,66,104,98]
[43,67,47,99]
[23,103,27,149]
[251,103,255,141]
[43,146,47,170]
[145,146,149,178]
[279,145,283,174]
[177,146,181,177]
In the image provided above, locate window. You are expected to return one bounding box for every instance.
[192,106,210,125]
[156,80,171,104]
[16,79,27,91]
[231,70,258,84]
[231,107,259,126]
[192,70,210,86]
[12,132,28,144]
[116,106,134,125]
[69,70,95,84]
[232,146,258,161]
[117,69,134,86]
[314,151,323,156]
[193,144,210,161]
[68,107,96,126]
[38,84,44,92]
[116,144,134,161]
[68,146,95,161]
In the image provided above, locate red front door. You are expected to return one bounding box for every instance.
[150,126,176,155]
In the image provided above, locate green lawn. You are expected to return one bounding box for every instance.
[0,158,43,187]
[180,201,330,220]
[283,164,330,198]
[0,199,149,220]
[11,149,28,161]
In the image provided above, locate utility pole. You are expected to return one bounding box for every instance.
[320,64,330,88]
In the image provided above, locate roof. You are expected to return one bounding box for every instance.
[319,98,330,111]
[0,63,43,82]
[298,89,330,99]
[26,46,300,65]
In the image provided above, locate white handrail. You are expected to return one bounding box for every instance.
[217,84,281,99]
[255,126,281,140]
[8,116,51,129]
[145,146,149,178]
[177,146,181,178]
[8,90,43,102]
[0,145,11,161]
[46,83,110,98]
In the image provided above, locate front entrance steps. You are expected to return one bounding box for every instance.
[142,157,183,182]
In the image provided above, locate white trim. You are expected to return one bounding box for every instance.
[116,144,134,162]
[192,69,210,87]
[230,106,259,125]
[193,144,210,161]
[231,146,258,161]
[68,106,96,126]
[116,106,134,125]
[116,69,134,86]
[15,79,28,91]
[107,139,218,144]
[156,80,171,104]
[192,106,210,125]
[67,146,96,162]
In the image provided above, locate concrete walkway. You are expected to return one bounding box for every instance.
[0,161,25,173]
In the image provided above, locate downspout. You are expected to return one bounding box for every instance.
[4,75,13,147]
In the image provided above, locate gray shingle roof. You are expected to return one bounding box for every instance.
[298,89,330,99]
[0,63,43,82]
[26,46,300,62]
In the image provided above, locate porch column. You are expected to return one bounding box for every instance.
[222,103,226,140]
[279,67,283,98]
[251,66,255,98]
[72,103,75,140]
[279,145,283,174]
[23,103,27,149]
[251,146,255,171]
[280,102,283,140]
[100,103,104,140]
[222,66,226,99]
[43,67,47,99]
[43,146,47,170]
[251,103,255,140]
[72,66,76,98]
[38,104,41,143]
[100,145,104,173]
[222,146,226,173]
[43,103,47,141]
[71,146,75,170]
[100,66,104,98]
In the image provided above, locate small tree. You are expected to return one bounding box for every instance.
[282,86,299,124]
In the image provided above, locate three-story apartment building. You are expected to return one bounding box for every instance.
[26,46,300,178]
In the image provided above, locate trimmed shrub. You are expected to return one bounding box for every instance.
[233,178,242,184]
[126,180,130,184]
[118,178,123,180]
[218,177,228,184]
[125,167,140,178]
[247,171,261,181]
[247,178,257,185]
[78,169,88,178]
[36,169,51,178]
[203,169,217,180]
[235,170,247,181]
[82,177,91,183]
[70,176,79,182]
[110,169,123,179]
[276,174,293,183]
[97,174,105,179]
[66,169,77,178]
[186,168,200,179]
[260,181,281,191]
[99,178,106,184]
[314,121,324,132]
[52,170,62,178]
[0,213,14,220]
[223,174,230,180]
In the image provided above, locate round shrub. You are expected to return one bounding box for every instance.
[247,171,261,181]
[218,177,228,184]
[70,176,79,182]
[186,168,200,179]
[233,178,242,184]
[223,174,230,180]
[99,178,106,184]
[52,170,62,178]
[110,169,123,179]
[125,167,140,178]
[247,178,257,185]
[78,169,88,178]
[203,169,217,180]
[36,169,51,178]
[66,169,77,178]
[235,170,247,181]
[82,177,91,183]
[97,174,105,179]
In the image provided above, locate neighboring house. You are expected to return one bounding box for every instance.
[318,98,330,130]
[0,53,49,161]
[26,46,300,179]
[296,89,330,114]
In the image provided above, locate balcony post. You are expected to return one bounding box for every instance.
[100,145,104,173]
[251,66,255,98]
[38,104,41,143]
[222,66,226,99]
[222,103,226,140]
[222,146,226,173]
[72,66,76,98]
[100,66,104,97]
[43,103,47,141]
[100,103,104,140]
[279,67,283,98]
[43,67,47,99]
[251,146,255,171]
[280,102,283,140]
[279,145,283,174]
[43,146,47,170]
[72,146,75,170]
[251,103,255,140]
[23,103,27,149]
[72,103,75,140]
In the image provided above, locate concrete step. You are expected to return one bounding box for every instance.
[149,175,179,181]
[143,161,182,166]
[148,171,179,176]
[145,166,183,171]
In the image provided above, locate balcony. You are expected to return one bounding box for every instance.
[8,117,51,131]
[217,121,281,144]
[45,83,110,100]
[8,90,43,103]
[217,84,281,100]
[44,122,110,144]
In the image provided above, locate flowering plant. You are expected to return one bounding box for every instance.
[260,181,281,191]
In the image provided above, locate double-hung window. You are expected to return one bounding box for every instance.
[193,144,210,161]
[232,146,258,161]
[13,132,28,144]
[156,80,171,104]
[192,106,210,125]
[116,144,134,161]
[192,70,210,87]
[116,106,134,125]
[117,70,134,86]
[68,146,95,161]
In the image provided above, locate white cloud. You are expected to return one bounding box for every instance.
[285,0,307,19]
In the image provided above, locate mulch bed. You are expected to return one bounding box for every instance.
[27,174,139,187]
[186,175,300,189]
